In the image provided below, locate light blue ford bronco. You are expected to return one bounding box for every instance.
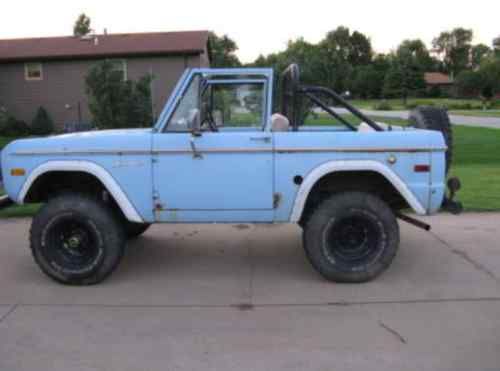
[0,64,461,285]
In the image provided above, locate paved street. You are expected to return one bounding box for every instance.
[334,108,500,129]
[0,214,500,371]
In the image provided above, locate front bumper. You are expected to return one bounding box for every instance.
[0,195,13,211]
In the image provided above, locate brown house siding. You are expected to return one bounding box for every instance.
[0,52,208,129]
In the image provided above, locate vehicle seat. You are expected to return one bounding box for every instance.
[271,113,290,132]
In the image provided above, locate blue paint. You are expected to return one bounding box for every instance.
[1,67,447,223]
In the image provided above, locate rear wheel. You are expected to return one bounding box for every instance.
[30,194,125,285]
[303,192,399,283]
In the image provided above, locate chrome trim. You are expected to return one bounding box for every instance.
[276,147,446,154]
[13,146,446,156]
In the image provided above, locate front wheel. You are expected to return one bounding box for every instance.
[303,192,399,283]
[30,194,126,285]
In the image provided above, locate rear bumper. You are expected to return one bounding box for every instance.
[0,195,13,211]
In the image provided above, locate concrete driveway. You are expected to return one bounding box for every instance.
[0,214,499,371]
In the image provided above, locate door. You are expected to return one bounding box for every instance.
[152,71,274,222]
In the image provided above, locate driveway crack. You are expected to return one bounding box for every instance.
[431,231,498,282]
[0,304,19,324]
[378,320,407,344]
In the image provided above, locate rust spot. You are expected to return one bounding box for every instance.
[273,193,282,209]
[234,224,250,230]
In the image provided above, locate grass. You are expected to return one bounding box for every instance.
[449,110,500,118]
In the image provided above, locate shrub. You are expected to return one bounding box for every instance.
[86,60,154,129]
[0,116,30,137]
[372,101,392,111]
[31,107,54,136]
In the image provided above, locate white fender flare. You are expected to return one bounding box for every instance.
[18,161,143,223]
[289,160,426,222]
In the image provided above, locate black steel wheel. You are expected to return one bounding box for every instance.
[303,192,399,283]
[30,194,125,285]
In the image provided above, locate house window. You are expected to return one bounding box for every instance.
[110,59,127,81]
[25,63,43,81]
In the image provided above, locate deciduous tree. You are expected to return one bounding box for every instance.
[209,32,241,68]
[73,13,91,37]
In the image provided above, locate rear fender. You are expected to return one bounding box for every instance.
[290,160,426,222]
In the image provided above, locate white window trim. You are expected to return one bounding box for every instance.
[24,62,43,81]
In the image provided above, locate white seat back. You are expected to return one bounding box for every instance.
[271,113,290,132]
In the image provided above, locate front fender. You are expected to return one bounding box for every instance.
[289,160,427,222]
[18,160,143,223]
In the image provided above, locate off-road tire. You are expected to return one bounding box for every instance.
[125,222,151,239]
[303,192,399,283]
[30,194,126,285]
[409,106,453,174]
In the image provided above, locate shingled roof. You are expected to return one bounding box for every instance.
[424,72,454,85]
[0,30,210,62]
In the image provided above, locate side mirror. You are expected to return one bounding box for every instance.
[188,109,202,137]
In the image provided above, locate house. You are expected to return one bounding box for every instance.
[0,30,211,129]
[424,72,455,97]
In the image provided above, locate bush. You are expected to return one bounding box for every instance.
[0,116,30,137]
[86,60,153,129]
[372,101,392,111]
[31,107,54,136]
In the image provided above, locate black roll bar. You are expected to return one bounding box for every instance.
[300,86,383,132]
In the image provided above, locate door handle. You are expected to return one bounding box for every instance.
[250,137,271,143]
[190,138,203,159]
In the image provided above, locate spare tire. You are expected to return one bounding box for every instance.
[409,107,453,174]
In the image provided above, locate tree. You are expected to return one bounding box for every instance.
[432,28,473,77]
[397,39,436,71]
[348,31,373,66]
[31,107,54,135]
[471,44,491,70]
[383,54,425,103]
[209,32,241,68]
[73,13,91,37]
[493,36,500,58]
[351,65,384,99]
[456,58,500,100]
[85,60,153,129]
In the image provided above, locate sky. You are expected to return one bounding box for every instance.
[2,0,499,63]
